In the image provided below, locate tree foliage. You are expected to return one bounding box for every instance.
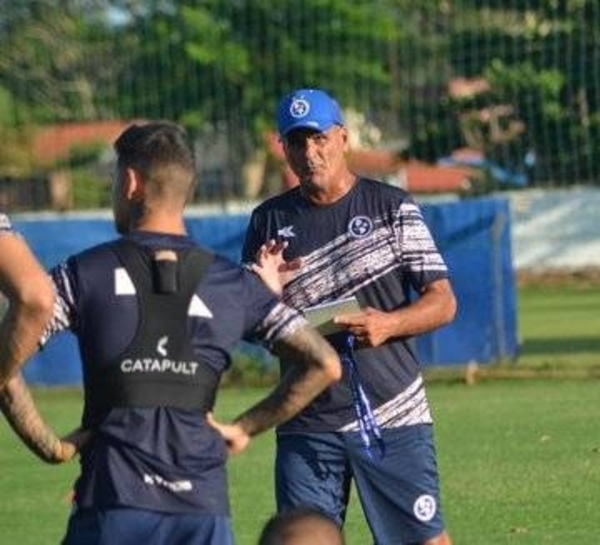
[0,0,598,193]
[0,1,120,124]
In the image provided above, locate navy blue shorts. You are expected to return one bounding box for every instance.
[61,507,234,545]
[275,424,446,544]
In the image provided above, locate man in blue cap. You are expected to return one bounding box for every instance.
[243,88,457,544]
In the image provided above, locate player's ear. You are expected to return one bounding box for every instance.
[124,167,145,201]
[339,126,349,151]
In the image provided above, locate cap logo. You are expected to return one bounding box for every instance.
[289,98,311,119]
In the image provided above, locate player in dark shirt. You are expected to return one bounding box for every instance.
[0,122,341,545]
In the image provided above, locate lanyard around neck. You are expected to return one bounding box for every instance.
[341,334,386,459]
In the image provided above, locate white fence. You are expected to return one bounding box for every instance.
[509,187,600,271]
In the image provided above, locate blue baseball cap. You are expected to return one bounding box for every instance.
[277,89,344,137]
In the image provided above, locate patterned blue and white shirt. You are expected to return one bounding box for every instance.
[243,178,449,433]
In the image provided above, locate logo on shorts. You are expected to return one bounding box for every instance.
[348,216,373,238]
[413,494,437,522]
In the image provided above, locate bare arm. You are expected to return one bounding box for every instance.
[0,373,88,464]
[334,278,457,347]
[208,323,341,454]
[0,233,88,463]
[0,233,54,389]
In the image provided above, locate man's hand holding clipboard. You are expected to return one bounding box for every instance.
[303,297,362,337]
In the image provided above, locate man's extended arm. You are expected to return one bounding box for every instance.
[208,323,341,454]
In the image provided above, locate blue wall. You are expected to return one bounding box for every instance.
[418,198,518,365]
[14,197,518,386]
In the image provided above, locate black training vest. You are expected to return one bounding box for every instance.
[81,239,218,427]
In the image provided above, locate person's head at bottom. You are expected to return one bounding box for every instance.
[258,506,344,545]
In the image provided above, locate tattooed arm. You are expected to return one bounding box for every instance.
[0,231,54,389]
[0,373,88,464]
[208,323,341,454]
[0,230,86,463]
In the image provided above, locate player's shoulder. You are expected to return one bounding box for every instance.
[197,250,254,287]
[355,177,416,210]
[53,240,118,284]
[205,250,239,275]
[69,239,120,263]
[357,176,412,198]
[251,186,303,215]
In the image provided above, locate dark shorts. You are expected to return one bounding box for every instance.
[275,424,446,545]
[62,507,234,545]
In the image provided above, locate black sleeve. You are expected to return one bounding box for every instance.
[241,210,263,264]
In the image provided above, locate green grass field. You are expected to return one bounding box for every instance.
[516,284,600,369]
[1,284,599,544]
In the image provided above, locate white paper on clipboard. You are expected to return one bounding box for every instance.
[303,296,362,336]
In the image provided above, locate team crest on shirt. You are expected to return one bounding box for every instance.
[347,216,373,238]
[413,494,437,522]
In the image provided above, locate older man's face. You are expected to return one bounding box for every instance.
[282,125,349,190]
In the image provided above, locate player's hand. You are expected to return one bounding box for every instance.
[206,412,251,456]
[251,239,301,296]
[54,427,92,463]
[334,307,393,347]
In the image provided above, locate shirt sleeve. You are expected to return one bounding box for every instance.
[239,266,307,350]
[396,198,449,292]
[241,209,264,264]
[255,301,309,351]
[40,261,78,346]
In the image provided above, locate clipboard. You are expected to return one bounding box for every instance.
[303,296,362,336]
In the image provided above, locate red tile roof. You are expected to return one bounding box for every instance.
[403,161,475,193]
[349,151,474,194]
[32,121,131,165]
